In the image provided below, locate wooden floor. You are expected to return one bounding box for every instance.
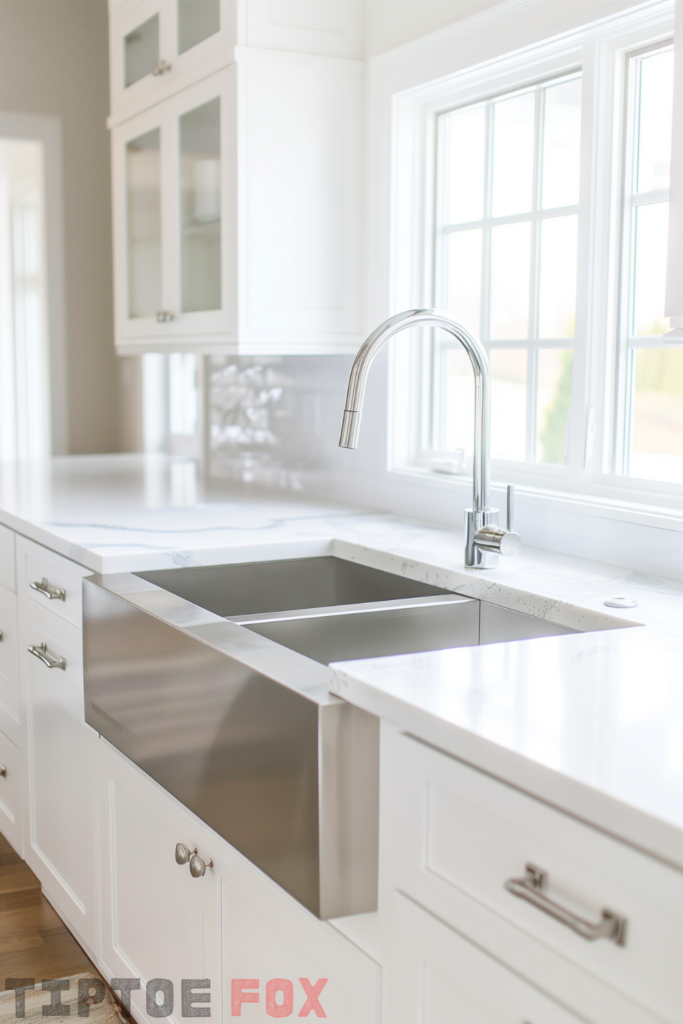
[0,832,99,983]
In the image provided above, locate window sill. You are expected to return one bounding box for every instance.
[389,465,683,533]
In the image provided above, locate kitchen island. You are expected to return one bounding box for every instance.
[0,453,680,1024]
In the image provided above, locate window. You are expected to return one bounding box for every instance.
[433,74,581,469]
[392,5,681,508]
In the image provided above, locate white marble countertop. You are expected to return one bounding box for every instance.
[1,454,682,870]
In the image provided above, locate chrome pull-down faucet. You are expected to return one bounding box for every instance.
[338,308,521,569]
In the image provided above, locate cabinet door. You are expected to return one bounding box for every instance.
[99,742,222,1024]
[386,892,583,1024]
[221,842,380,1023]
[0,524,15,592]
[110,0,234,120]
[239,56,363,353]
[0,727,24,855]
[0,585,20,746]
[20,616,97,954]
[112,66,236,353]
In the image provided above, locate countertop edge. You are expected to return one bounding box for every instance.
[331,668,683,875]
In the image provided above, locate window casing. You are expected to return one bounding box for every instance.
[389,1,682,510]
[613,43,680,484]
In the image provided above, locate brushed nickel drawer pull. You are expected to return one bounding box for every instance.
[505,864,628,946]
[0,629,3,641]
[30,577,66,601]
[28,642,66,670]
[0,764,6,777]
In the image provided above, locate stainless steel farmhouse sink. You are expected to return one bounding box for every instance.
[83,556,584,921]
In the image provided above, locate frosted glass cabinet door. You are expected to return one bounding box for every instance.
[109,0,233,118]
[126,127,162,319]
[112,66,235,350]
[124,13,160,87]
[179,97,221,314]
[177,0,220,53]
[113,105,173,342]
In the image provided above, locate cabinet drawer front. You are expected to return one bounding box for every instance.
[388,892,582,1024]
[0,585,20,745]
[392,732,683,1024]
[0,526,15,592]
[0,729,24,855]
[17,536,88,631]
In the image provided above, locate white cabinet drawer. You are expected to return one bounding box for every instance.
[387,891,583,1024]
[0,729,23,855]
[0,525,15,592]
[391,731,682,1024]
[17,536,89,631]
[0,585,20,745]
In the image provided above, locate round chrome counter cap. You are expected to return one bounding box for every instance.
[604,596,638,609]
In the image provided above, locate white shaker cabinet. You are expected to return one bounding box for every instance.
[111,52,363,355]
[0,583,20,749]
[221,837,381,1023]
[110,0,233,120]
[112,67,236,352]
[0,523,15,592]
[20,614,98,955]
[98,741,222,1024]
[0,726,23,855]
[387,891,584,1024]
[109,0,364,122]
[0,528,22,853]
[97,738,380,1024]
[16,535,98,956]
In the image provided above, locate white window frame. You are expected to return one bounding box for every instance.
[612,40,674,479]
[387,0,680,512]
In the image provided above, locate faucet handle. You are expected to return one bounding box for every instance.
[473,524,521,557]
[507,484,515,533]
[471,485,521,560]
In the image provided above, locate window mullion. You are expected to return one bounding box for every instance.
[613,54,640,476]
[481,100,494,345]
[526,85,544,463]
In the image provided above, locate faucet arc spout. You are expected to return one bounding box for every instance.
[339,309,490,513]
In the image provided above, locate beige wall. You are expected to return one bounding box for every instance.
[0,0,139,454]
[365,0,501,57]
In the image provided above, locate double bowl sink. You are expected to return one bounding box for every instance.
[83,555,581,919]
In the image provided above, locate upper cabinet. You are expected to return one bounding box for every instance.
[110,0,234,121]
[109,0,364,355]
[109,0,363,120]
[112,68,235,350]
